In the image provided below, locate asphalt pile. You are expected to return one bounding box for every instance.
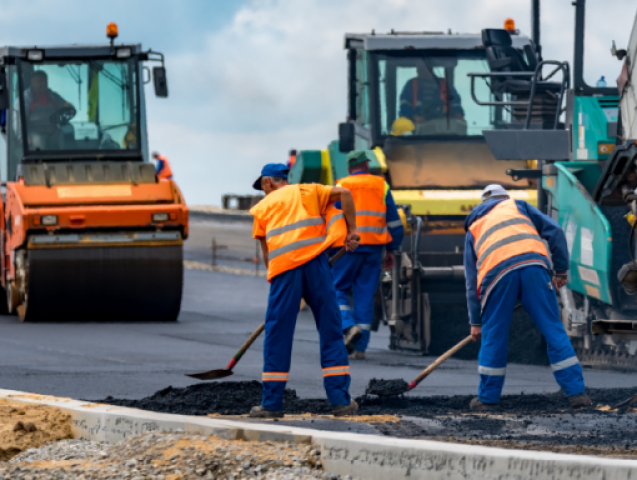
[101,381,333,416]
[101,380,637,417]
[100,382,637,456]
[0,432,346,480]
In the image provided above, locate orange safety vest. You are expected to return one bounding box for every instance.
[334,174,392,246]
[250,185,347,281]
[156,154,173,180]
[469,199,548,294]
[411,77,449,117]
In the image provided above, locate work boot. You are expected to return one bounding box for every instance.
[469,397,501,411]
[568,393,593,409]
[349,350,365,360]
[343,326,363,354]
[249,406,284,419]
[332,399,359,417]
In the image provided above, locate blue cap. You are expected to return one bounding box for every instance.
[252,163,290,191]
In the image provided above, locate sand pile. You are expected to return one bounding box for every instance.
[0,398,72,460]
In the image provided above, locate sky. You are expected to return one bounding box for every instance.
[0,0,634,205]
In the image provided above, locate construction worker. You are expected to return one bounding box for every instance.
[464,184,592,410]
[331,150,404,360]
[398,58,466,135]
[21,70,75,149]
[249,163,361,418]
[152,151,173,180]
[287,149,297,169]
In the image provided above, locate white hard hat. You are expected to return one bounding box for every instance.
[481,184,509,202]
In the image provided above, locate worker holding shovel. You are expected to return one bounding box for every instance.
[249,163,361,418]
[464,184,591,411]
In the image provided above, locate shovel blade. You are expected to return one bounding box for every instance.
[185,369,234,381]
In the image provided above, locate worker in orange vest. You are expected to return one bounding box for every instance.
[331,150,404,360]
[249,163,360,418]
[464,184,590,411]
[287,149,297,169]
[152,151,173,180]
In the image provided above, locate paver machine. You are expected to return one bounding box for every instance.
[467,0,637,369]
[0,24,188,321]
[289,22,550,361]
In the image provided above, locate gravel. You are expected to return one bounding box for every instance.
[1,432,346,480]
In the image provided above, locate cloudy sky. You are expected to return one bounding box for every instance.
[0,0,634,205]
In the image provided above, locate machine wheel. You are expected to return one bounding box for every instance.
[20,245,183,322]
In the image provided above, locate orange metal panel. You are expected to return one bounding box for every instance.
[13,180,175,207]
[24,204,187,230]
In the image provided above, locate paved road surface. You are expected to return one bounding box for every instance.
[0,217,635,403]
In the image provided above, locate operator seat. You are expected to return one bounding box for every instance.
[482,28,563,126]
[482,29,561,96]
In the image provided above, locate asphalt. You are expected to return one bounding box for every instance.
[0,217,637,403]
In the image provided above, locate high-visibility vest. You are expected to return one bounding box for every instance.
[469,199,548,294]
[411,77,449,117]
[335,174,391,246]
[156,155,173,180]
[250,185,347,281]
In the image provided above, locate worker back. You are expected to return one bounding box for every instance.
[250,185,346,281]
[156,155,173,180]
[335,174,391,246]
[469,199,548,291]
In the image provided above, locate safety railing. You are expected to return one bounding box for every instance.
[468,60,570,130]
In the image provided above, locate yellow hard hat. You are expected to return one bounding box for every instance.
[391,117,415,136]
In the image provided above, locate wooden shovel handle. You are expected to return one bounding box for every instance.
[409,335,473,389]
[330,248,347,265]
[232,323,265,363]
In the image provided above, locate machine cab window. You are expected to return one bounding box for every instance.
[11,58,140,156]
[377,51,496,138]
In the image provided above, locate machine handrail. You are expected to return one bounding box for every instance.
[468,60,570,130]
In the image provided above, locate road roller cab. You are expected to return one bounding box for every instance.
[0,33,188,321]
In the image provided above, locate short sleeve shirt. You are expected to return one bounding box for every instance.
[252,184,333,239]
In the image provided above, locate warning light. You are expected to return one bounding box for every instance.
[106,22,119,40]
[504,18,516,32]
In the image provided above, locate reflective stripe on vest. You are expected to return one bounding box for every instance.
[335,174,391,246]
[469,199,548,294]
[250,185,347,281]
[156,155,173,179]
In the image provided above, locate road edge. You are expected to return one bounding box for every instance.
[0,389,635,479]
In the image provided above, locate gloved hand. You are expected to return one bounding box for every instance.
[552,271,568,290]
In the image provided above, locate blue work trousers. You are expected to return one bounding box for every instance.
[331,250,383,352]
[478,266,585,404]
[262,254,351,411]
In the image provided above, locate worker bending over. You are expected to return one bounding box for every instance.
[249,163,360,418]
[464,184,591,410]
[331,151,404,359]
[152,151,173,180]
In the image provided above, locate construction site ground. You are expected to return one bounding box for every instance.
[3,215,637,470]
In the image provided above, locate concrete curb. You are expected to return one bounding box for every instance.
[1,389,636,479]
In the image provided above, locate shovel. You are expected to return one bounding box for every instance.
[186,323,265,380]
[186,247,348,381]
[366,335,473,397]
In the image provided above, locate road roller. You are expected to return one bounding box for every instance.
[0,24,188,321]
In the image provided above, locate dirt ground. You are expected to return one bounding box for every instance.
[0,399,72,460]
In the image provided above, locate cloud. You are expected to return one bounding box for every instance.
[148,0,637,205]
[0,0,633,204]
